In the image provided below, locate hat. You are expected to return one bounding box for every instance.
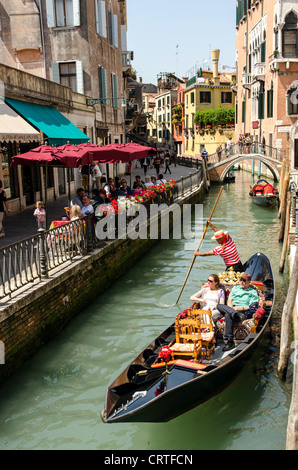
[211,230,229,240]
[241,273,251,281]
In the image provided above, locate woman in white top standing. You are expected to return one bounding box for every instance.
[190,273,225,322]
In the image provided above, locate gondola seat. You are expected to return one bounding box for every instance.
[170,313,202,361]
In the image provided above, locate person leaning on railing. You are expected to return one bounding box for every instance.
[0,179,12,238]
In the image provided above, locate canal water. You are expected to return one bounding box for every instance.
[0,170,292,450]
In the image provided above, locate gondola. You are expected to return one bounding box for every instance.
[249,179,279,206]
[102,252,274,423]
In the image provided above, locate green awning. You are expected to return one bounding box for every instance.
[5,98,89,145]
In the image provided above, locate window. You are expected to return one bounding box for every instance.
[221,92,232,104]
[200,91,211,103]
[287,85,298,115]
[55,0,73,26]
[283,12,298,58]
[95,0,107,37]
[59,62,76,91]
[52,61,84,94]
[46,0,80,27]
[190,92,195,104]
[98,66,108,104]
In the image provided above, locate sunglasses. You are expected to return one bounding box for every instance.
[207,279,215,282]
[240,278,250,282]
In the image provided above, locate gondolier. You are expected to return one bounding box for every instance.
[194,222,243,272]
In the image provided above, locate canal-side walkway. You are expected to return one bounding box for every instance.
[0,162,198,248]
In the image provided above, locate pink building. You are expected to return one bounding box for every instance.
[236,0,298,170]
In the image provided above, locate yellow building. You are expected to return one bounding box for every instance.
[184,50,236,158]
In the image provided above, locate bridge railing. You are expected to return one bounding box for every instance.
[207,141,286,165]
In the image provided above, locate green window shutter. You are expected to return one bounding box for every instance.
[111,73,118,108]
[242,100,246,123]
[249,54,252,73]
[261,42,266,62]
[267,89,274,118]
[100,67,108,105]
[258,93,265,119]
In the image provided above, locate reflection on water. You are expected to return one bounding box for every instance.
[0,171,292,450]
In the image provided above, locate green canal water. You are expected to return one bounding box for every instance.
[0,170,293,450]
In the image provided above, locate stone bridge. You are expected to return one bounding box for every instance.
[207,150,284,183]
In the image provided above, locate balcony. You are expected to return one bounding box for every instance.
[242,72,252,89]
[122,51,133,72]
[253,62,265,81]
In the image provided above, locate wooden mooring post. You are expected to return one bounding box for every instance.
[277,246,298,380]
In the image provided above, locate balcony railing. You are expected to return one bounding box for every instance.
[242,72,252,88]
[122,51,133,72]
[254,62,265,80]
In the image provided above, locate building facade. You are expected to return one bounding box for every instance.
[0,0,129,145]
[236,0,298,170]
[184,50,236,158]
[0,0,133,213]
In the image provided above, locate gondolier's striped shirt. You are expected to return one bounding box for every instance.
[212,235,241,267]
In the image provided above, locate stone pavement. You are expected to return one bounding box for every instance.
[0,162,199,248]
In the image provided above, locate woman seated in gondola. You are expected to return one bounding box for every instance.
[190,273,225,323]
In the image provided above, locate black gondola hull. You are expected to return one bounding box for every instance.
[103,253,274,423]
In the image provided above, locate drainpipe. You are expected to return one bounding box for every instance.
[35,0,47,79]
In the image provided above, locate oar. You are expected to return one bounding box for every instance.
[176,186,223,304]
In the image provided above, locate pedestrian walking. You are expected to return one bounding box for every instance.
[164,152,172,174]
[33,201,46,230]
[0,180,12,237]
[226,139,232,157]
[143,157,149,175]
[216,144,222,162]
[154,154,161,174]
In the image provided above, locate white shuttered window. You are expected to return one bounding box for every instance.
[95,0,107,37]
[46,0,80,27]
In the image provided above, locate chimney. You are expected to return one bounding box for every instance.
[211,49,220,85]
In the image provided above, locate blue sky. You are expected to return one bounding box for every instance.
[126,0,237,85]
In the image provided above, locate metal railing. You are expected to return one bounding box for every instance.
[0,168,204,300]
[207,141,286,165]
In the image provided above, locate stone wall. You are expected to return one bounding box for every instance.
[0,185,205,384]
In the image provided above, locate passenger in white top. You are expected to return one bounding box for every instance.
[156,174,166,184]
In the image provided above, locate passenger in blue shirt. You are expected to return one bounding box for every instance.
[217,272,264,351]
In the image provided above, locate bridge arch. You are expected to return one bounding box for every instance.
[219,155,280,182]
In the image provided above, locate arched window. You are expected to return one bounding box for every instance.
[283,11,298,58]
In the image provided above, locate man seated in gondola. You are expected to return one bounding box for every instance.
[194,222,243,272]
[216,273,265,351]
